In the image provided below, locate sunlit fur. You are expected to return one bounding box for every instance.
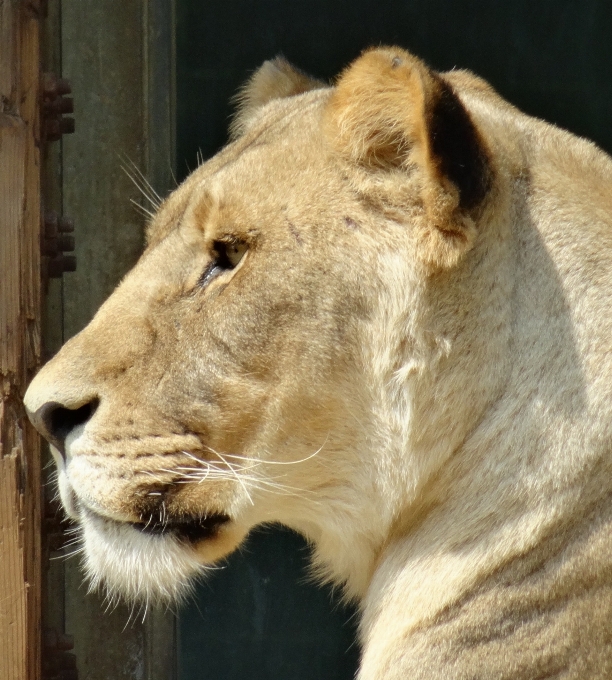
[25,48,612,678]
[81,510,208,604]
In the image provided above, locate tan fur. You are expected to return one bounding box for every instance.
[229,57,326,138]
[25,47,612,677]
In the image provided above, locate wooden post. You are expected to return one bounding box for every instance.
[0,1,43,679]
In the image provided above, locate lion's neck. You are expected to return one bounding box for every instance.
[277,491,389,601]
[356,486,612,679]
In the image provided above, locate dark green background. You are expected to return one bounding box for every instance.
[179,529,360,680]
[177,0,612,179]
[175,2,612,678]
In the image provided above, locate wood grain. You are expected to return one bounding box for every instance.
[0,2,42,679]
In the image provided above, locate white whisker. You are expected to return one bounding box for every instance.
[50,545,85,561]
[130,198,156,219]
[120,155,163,208]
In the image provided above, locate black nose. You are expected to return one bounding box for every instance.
[31,399,99,456]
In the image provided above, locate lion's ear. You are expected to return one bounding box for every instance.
[326,47,492,268]
[230,57,325,138]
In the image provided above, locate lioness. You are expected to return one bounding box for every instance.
[25,47,612,678]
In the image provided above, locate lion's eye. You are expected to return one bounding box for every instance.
[220,240,248,268]
[197,240,247,288]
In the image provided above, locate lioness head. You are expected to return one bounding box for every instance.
[26,42,612,675]
[25,48,517,607]
[25,48,506,604]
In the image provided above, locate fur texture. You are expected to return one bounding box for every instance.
[25,48,612,678]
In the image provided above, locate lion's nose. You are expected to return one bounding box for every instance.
[27,399,99,457]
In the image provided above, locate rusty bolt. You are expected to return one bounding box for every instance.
[42,213,76,279]
[45,97,74,116]
[43,629,75,652]
[42,73,72,99]
[56,80,72,96]
[42,238,59,257]
[42,212,75,256]
[58,97,74,114]
[59,117,75,135]
[47,254,77,278]
[44,118,62,142]
[62,255,77,272]
[45,116,75,142]
[57,234,75,252]
[58,216,74,233]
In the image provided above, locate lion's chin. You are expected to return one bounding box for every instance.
[79,509,236,603]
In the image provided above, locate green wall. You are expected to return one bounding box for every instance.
[179,529,359,680]
[177,0,612,178]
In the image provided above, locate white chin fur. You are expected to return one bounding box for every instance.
[80,510,211,603]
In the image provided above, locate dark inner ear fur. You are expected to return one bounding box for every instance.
[327,48,492,219]
[429,76,491,211]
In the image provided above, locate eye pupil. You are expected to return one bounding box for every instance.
[216,240,246,268]
[197,239,247,289]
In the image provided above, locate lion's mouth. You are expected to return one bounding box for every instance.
[130,513,231,543]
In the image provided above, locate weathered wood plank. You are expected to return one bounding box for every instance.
[0,0,17,107]
[18,2,43,678]
[0,115,26,375]
[0,2,42,680]
[0,454,27,680]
